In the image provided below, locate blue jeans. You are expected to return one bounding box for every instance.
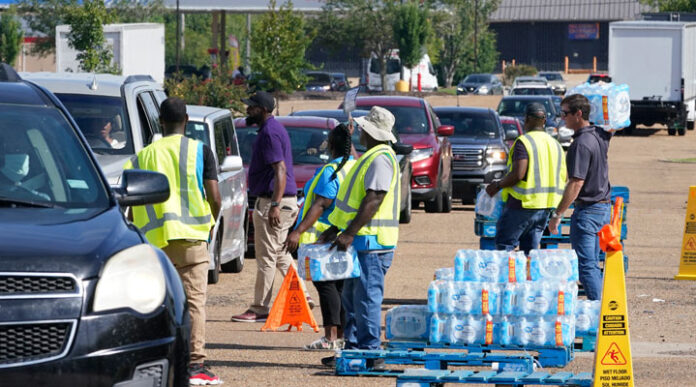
[571,202,611,300]
[495,207,552,255]
[342,250,393,350]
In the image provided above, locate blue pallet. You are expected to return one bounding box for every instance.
[385,340,573,368]
[574,332,597,352]
[395,369,593,387]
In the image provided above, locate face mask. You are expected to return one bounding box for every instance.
[1,153,30,183]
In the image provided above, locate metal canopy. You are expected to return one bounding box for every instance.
[163,0,324,13]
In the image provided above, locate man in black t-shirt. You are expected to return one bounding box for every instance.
[549,94,612,301]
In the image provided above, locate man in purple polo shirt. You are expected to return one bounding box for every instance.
[231,91,299,322]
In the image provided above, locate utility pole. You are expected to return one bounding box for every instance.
[474,0,478,73]
[175,0,180,72]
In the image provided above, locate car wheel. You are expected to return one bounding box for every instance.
[400,187,412,224]
[668,127,677,136]
[442,178,453,213]
[678,127,686,136]
[207,227,222,284]
[424,190,443,213]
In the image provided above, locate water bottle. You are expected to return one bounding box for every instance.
[429,314,447,344]
[575,300,601,335]
[495,315,512,346]
[448,314,485,345]
[554,281,579,316]
[481,282,502,315]
[385,305,430,340]
[475,190,502,219]
[454,249,482,281]
[609,84,631,130]
[427,280,447,314]
[501,283,516,315]
[475,250,502,282]
[529,249,577,282]
[434,267,454,281]
[555,315,575,347]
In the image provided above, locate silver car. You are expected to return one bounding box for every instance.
[186,106,248,282]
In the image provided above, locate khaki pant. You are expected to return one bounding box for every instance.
[251,196,298,315]
[163,239,209,364]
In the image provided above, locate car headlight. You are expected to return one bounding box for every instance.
[486,147,507,164]
[410,147,434,162]
[93,244,166,314]
[477,86,489,94]
[457,87,464,92]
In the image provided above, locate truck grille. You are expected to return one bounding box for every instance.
[0,321,75,367]
[0,275,76,296]
[452,147,484,170]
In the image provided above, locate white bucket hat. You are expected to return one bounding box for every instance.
[354,106,397,143]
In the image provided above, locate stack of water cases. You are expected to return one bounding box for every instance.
[566,82,631,131]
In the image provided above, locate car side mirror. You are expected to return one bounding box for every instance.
[221,155,244,172]
[114,169,170,207]
[392,142,413,156]
[505,129,519,141]
[436,125,454,137]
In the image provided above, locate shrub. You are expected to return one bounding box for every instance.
[503,64,537,86]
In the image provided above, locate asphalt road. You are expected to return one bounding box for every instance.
[204,96,696,386]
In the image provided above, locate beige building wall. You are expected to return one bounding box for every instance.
[15,41,56,73]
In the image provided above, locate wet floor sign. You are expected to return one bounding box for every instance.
[675,186,696,280]
[594,197,634,387]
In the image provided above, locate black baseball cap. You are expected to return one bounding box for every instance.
[525,103,546,118]
[242,91,275,112]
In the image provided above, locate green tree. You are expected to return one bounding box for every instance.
[64,0,117,72]
[17,0,77,57]
[640,0,696,11]
[392,1,429,88]
[250,0,315,93]
[0,10,24,66]
[108,0,165,23]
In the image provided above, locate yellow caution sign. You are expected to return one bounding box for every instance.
[675,186,696,280]
[594,197,634,387]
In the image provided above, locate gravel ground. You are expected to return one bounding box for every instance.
[204,94,696,386]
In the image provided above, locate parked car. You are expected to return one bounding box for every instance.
[235,116,339,255]
[185,106,248,282]
[537,71,567,95]
[433,107,514,203]
[331,72,350,91]
[499,116,524,148]
[456,73,504,95]
[511,76,549,88]
[289,109,415,223]
[511,84,554,95]
[351,96,454,213]
[588,73,612,84]
[305,71,334,92]
[0,66,189,386]
[497,96,573,149]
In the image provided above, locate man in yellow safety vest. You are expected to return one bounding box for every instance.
[486,102,566,254]
[124,97,222,385]
[318,106,401,369]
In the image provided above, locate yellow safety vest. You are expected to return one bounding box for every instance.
[299,159,357,245]
[329,144,401,246]
[124,135,214,248]
[502,130,567,209]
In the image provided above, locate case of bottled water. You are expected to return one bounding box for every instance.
[429,313,447,343]
[427,280,449,314]
[529,249,579,282]
[297,243,360,282]
[442,281,502,315]
[575,299,601,335]
[446,314,492,345]
[475,190,503,220]
[566,82,631,131]
[502,281,578,316]
[455,250,527,283]
[385,305,431,340]
[434,267,454,281]
[510,316,575,347]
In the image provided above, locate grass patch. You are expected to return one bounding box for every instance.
[661,158,696,163]
[438,87,457,96]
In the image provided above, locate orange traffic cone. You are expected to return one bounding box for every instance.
[261,265,319,332]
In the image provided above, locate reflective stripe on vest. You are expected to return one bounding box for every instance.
[126,135,213,247]
[298,160,355,245]
[503,131,566,209]
[329,144,400,246]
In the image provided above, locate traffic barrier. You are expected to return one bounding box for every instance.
[260,265,319,333]
[675,186,696,280]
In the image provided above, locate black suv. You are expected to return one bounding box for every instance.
[0,65,190,386]
[433,107,515,203]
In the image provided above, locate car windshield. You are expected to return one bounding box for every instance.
[540,73,563,81]
[464,75,490,83]
[0,105,109,208]
[358,105,429,134]
[55,94,133,155]
[236,126,331,165]
[307,73,331,83]
[497,99,555,119]
[436,111,499,139]
[185,121,211,147]
[511,87,554,95]
[370,58,401,75]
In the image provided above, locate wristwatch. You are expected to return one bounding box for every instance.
[270,201,280,208]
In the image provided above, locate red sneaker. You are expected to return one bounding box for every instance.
[230,309,268,322]
[189,363,222,385]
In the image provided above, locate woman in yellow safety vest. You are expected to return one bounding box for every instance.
[285,123,355,350]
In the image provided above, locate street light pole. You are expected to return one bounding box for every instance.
[175,0,180,72]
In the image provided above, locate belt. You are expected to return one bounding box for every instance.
[575,199,610,207]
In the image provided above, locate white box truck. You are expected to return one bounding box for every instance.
[609,21,696,135]
[56,23,165,84]
[365,49,439,92]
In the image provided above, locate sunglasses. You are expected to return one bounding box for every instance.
[560,109,574,117]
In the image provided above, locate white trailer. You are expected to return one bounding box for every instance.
[609,21,696,135]
[56,23,165,84]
